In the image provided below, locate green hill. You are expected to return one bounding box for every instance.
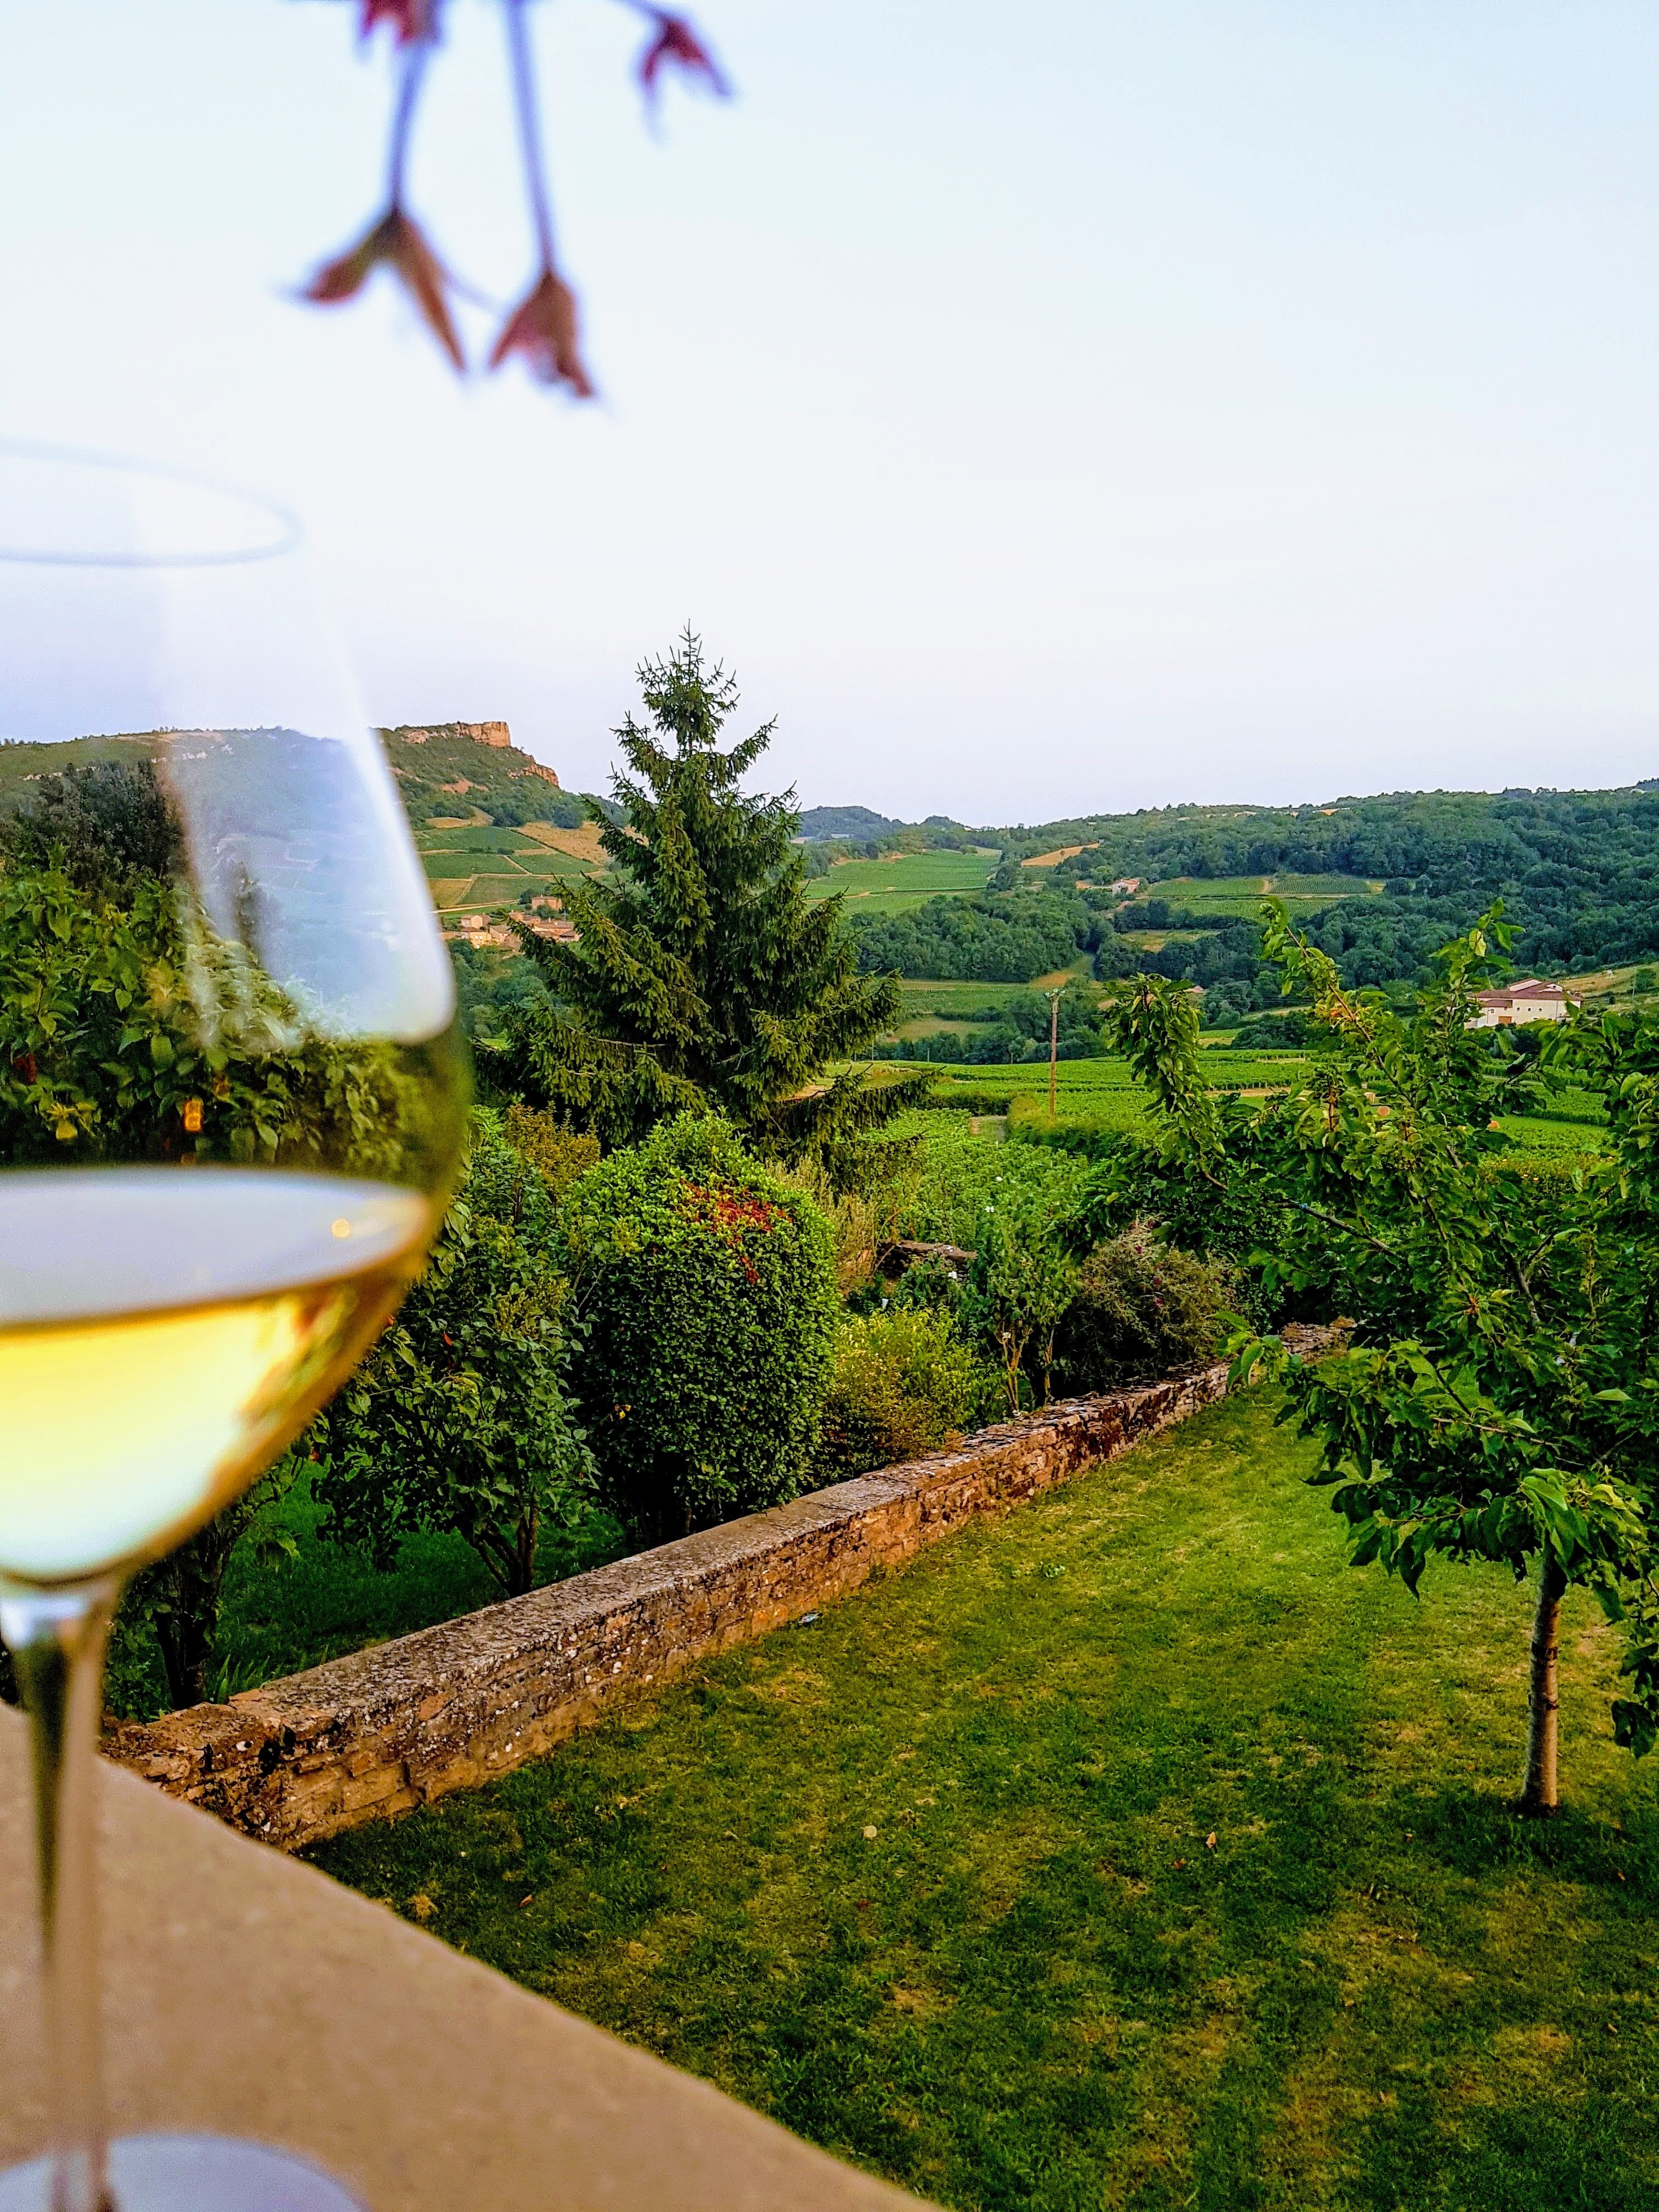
[819,780,1659,986]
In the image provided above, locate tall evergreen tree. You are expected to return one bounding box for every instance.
[495,631,926,1167]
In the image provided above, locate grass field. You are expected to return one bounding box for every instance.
[898,981,1060,1014]
[919,1056,1309,1099]
[805,850,1000,915]
[893,973,1103,1041]
[315,1388,1659,2212]
[1141,874,1381,919]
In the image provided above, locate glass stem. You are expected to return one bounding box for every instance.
[1,1583,119,2212]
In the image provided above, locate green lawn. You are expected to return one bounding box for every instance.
[314,1390,1659,2212]
[806,851,1000,915]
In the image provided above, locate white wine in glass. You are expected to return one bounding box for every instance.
[0,443,470,2211]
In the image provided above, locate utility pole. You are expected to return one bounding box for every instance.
[1047,987,1062,1118]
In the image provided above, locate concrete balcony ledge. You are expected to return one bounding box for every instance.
[0,1707,925,2210]
[107,1334,1340,1855]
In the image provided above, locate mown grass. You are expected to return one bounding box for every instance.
[315,1390,1659,2212]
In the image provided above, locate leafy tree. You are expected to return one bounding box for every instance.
[850,889,1087,984]
[0,861,439,1176]
[1106,905,1659,1814]
[977,781,1659,983]
[1,757,180,901]
[495,630,926,1171]
[558,1113,838,1541]
[315,1111,595,1598]
[964,1200,1077,1414]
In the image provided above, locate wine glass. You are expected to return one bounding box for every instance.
[0,441,470,2211]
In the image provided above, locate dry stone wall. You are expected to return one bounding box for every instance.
[107,1340,1333,1850]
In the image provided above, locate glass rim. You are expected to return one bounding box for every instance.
[0,437,302,570]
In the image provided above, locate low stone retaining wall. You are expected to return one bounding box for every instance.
[108,1336,1331,1851]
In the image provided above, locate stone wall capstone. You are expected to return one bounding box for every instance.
[106,1341,1334,1850]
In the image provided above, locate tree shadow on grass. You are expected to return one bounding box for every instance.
[1398,1784,1659,1897]
[1348,2083,1659,2212]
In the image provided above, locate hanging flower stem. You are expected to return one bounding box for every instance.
[386,31,433,211]
[489,0,595,394]
[503,0,558,275]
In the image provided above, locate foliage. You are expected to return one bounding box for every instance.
[874,984,1107,1064]
[1105,903,1659,1808]
[884,1251,969,1320]
[811,1307,985,1481]
[559,1114,839,1540]
[781,1146,914,1297]
[0,756,179,901]
[496,632,926,1170]
[1059,1132,1301,1329]
[995,783,1659,981]
[499,1101,600,1196]
[849,887,1086,983]
[1103,910,1264,991]
[317,1389,1659,2212]
[896,1109,1091,1251]
[0,860,442,1176]
[449,940,552,1049]
[1052,1227,1237,1393]
[315,1113,595,1598]
[1217,1008,1323,1051]
[963,1197,1077,1414]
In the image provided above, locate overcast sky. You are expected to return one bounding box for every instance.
[3,2,1657,822]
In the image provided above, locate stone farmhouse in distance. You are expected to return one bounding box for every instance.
[1469,979,1574,1028]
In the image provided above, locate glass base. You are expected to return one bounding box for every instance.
[0,2134,364,2210]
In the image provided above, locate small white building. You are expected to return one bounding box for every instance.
[1469,980,1573,1028]
[1109,877,1143,895]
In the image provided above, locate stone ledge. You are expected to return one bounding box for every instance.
[108,1330,1335,1850]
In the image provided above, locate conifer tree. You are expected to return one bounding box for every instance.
[496,631,926,1170]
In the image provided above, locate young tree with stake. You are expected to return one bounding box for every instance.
[1103,906,1659,1814]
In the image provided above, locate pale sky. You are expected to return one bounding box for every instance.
[3,2,1657,822]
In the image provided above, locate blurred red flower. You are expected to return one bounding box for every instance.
[301,206,465,372]
[635,9,731,108]
[489,267,595,398]
[359,0,434,42]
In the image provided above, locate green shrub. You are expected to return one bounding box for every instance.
[315,1110,595,1600]
[963,1199,1078,1414]
[1053,1229,1236,1393]
[813,1308,985,1480]
[887,1254,967,1319]
[560,1115,838,1540]
[500,1101,601,1197]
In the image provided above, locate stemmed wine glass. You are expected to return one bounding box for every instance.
[0,442,470,2210]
